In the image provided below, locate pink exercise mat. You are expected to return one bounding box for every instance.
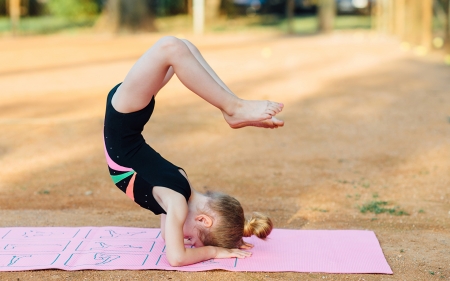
[0,227,392,273]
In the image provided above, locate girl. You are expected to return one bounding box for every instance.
[103,36,284,267]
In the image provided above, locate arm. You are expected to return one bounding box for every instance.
[162,191,251,266]
[239,239,254,249]
[161,213,192,244]
[164,195,215,266]
[160,214,166,241]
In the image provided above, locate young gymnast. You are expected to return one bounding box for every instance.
[103,36,284,266]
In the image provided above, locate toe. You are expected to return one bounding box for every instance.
[267,102,279,112]
[270,101,283,112]
[265,109,276,116]
[272,116,284,126]
[268,104,281,115]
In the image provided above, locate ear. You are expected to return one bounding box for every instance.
[195,214,213,228]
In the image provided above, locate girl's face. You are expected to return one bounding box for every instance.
[182,220,204,247]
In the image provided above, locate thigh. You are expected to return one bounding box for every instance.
[112,43,173,113]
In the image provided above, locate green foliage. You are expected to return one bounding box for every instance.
[359,201,409,216]
[0,16,97,35]
[0,0,5,16]
[157,0,186,16]
[46,0,99,19]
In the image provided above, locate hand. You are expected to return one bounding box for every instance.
[214,247,252,259]
[238,239,254,250]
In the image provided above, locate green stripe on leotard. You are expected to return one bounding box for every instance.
[111,170,135,184]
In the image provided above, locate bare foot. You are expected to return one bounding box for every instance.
[223,99,284,129]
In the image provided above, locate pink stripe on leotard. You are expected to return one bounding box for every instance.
[126,173,136,200]
[103,135,133,172]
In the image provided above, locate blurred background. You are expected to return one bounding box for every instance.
[1,0,450,60]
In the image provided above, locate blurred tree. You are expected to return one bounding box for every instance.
[1,0,47,16]
[193,0,204,34]
[96,0,156,32]
[219,0,236,18]
[375,0,434,51]
[446,0,450,51]
[205,0,220,22]
[421,0,433,49]
[286,0,294,34]
[156,0,186,16]
[192,0,221,34]
[393,0,405,39]
[9,0,20,35]
[187,0,192,14]
[437,0,450,41]
[47,0,99,19]
[0,0,5,15]
[318,0,335,33]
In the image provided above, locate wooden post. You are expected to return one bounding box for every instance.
[318,0,335,33]
[205,0,220,23]
[447,0,450,41]
[374,0,389,34]
[404,0,415,44]
[388,0,396,34]
[443,0,449,41]
[187,0,193,15]
[420,0,433,49]
[394,0,406,40]
[381,0,390,34]
[193,0,204,34]
[286,0,295,34]
[95,0,157,33]
[9,0,21,36]
[443,0,450,52]
[371,0,377,30]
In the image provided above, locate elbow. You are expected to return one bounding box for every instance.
[166,254,186,267]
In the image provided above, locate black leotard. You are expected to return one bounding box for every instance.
[103,83,191,215]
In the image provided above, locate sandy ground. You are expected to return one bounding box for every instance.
[0,30,449,281]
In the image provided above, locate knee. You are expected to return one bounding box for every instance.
[180,39,199,53]
[156,36,188,56]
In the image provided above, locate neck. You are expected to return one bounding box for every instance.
[188,190,209,213]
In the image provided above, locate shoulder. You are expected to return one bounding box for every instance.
[153,186,188,216]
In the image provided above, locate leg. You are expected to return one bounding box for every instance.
[180,39,284,129]
[113,36,284,129]
[180,39,236,97]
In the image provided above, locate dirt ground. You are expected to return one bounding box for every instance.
[0,30,449,281]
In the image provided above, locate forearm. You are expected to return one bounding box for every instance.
[160,214,166,241]
[167,246,216,267]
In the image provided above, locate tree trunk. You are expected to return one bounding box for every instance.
[404,0,417,44]
[187,0,193,15]
[96,0,156,33]
[9,0,21,36]
[318,0,335,34]
[420,0,433,49]
[375,0,390,34]
[286,0,295,34]
[394,0,406,40]
[193,0,204,34]
[205,0,221,23]
[447,0,450,41]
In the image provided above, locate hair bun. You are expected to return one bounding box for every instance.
[243,212,273,239]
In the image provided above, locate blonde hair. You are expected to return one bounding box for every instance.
[197,191,273,248]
